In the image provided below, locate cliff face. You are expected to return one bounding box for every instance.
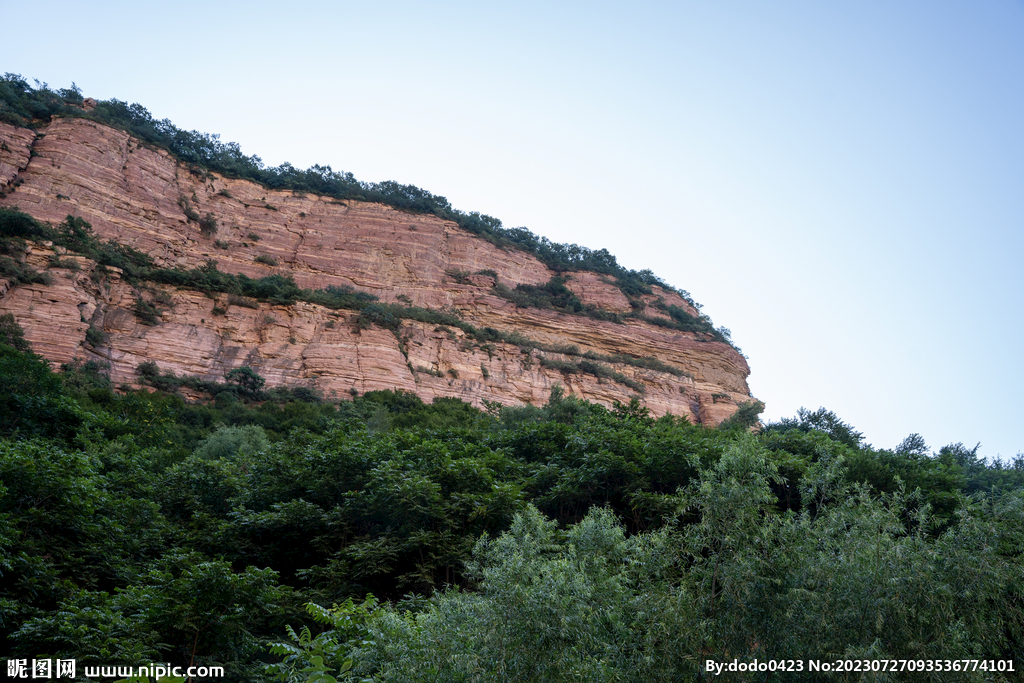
[0,117,753,424]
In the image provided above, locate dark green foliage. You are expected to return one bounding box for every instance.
[304,284,378,309]
[0,339,1021,680]
[254,254,278,266]
[593,351,691,377]
[766,406,865,448]
[0,343,84,443]
[614,269,656,297]
[135,361,327,413]
[0,233,26,258]
[152,286,175,306]
[444,268,472,284]
[0,254,51,285]
[358,389,484,431]
[198,212,218,236]
[0,209,154,281]
[60,360,111,394]
[537,355,582,373]
[276,444,1024,683]
[143,257,377,312]
[0,312,31,351]
[47,254,79,270]
[193,424,270,460]
[178,195,201,222]
[134,359,160,381]
[577,359,644,392]
[497,337,692,379]
[136,360,235,397]
[414,365,444,377]
[538,354,646,392]
[132,295,161,324]
[493,275,585,313]
[0,73,83,127]
[490,276,728,340]
[225,365,266,395]
[353,303,401,332]
[637,304,724,339]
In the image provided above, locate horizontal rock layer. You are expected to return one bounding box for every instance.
[0,117,753,424]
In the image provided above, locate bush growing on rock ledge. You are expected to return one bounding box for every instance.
[198,212,218,236]
[225,365,266,396]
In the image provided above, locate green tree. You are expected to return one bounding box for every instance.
[193,424,269,460]
[225,365,266,396]
[0,313,31,351]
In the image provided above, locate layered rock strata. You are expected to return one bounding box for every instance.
[0,117,753,424]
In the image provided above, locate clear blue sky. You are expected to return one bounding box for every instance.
[4,1,1022,458]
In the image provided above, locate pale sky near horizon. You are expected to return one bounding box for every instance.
[3,1,1022,458]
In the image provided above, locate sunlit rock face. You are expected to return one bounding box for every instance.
[0,117,753,424]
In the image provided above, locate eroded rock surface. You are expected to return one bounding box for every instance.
[0,117,754,424]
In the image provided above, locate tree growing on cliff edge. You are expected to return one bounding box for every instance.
[225,365,266,396]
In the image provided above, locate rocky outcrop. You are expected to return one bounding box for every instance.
[0,117,754,424]
[0,123,34,189]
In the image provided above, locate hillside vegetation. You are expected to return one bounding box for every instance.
[1,323,1021,682]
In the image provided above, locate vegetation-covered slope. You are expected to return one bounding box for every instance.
[1,323,1021,681]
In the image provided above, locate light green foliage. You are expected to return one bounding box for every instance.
[715,399,765,430]
[194,424,270,460]
[672,439,1024,678]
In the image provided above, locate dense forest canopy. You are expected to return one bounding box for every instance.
[1,319,1021,681]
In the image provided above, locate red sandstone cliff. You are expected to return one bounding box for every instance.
[0,117,753,424]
